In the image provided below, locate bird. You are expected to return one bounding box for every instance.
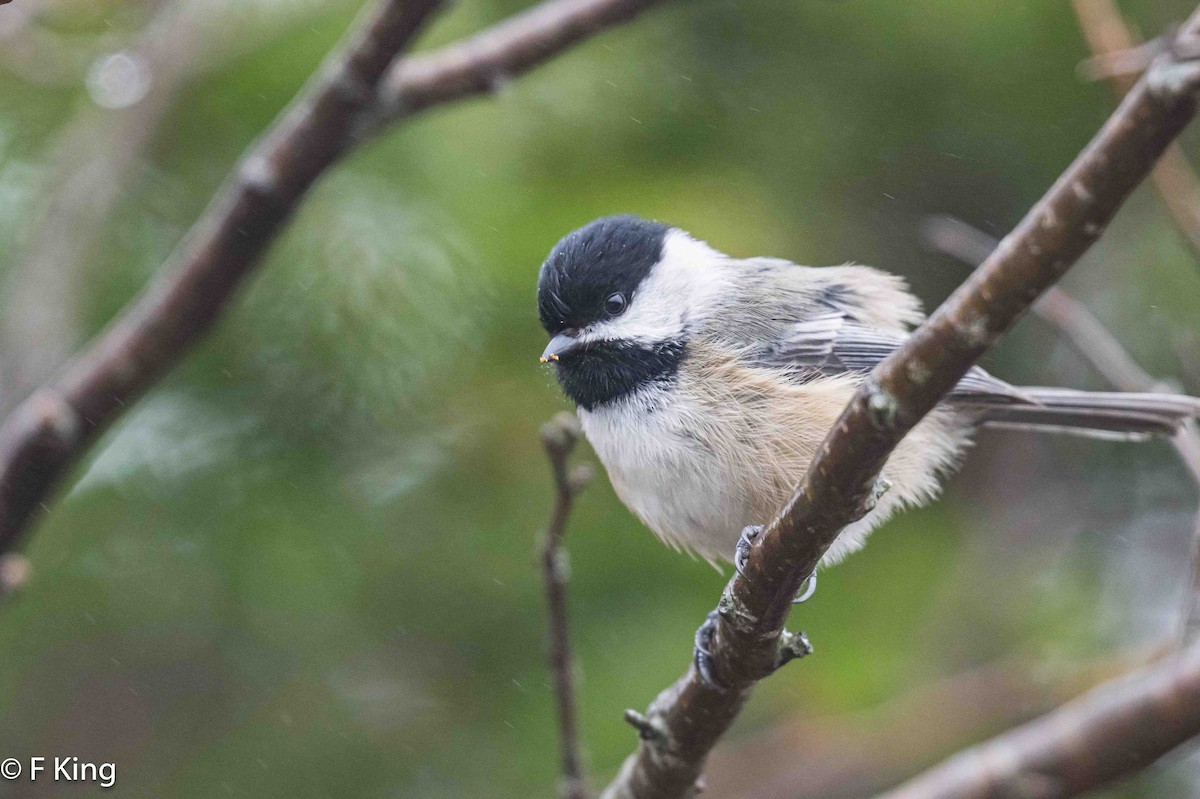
[536,214,1200,668]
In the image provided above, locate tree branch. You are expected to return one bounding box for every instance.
[1072,0,1200,262]
[0,0,670,561]
[600,11,1200,799]
[541,412,594,799]
[371,0,666,128]
[874,644,1200,799]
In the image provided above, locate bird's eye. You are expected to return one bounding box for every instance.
[604,292,627,317]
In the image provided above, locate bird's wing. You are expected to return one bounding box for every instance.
[760,309,1027,404]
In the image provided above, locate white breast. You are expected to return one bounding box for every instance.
[578,383,751,562]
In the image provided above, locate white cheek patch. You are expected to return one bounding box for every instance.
[583,229,730,345]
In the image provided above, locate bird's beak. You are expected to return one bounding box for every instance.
[540,332,581,363]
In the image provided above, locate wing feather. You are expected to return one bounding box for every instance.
[761,309,1026,405]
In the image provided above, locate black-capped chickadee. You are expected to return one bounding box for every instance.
[537,215,1200,577]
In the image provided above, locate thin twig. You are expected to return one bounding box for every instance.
[371,0,667,128]
[920,214,1165,393]
[0,0,671,561]
[540,412,594,799]
[1079,38,1165,83]
[1073,0,1200,261]
[922,214,1200,645]
[874,643,1200,799]
[601,11,1200,798]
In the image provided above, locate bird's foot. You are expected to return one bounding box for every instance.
[701,526,818,690]
[693,608,813,691]
[734,524,816,603]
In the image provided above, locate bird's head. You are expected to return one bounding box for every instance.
[536,215,728,409]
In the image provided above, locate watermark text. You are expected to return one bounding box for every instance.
[1,756,116,789]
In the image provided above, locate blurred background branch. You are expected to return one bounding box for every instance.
[541,412,594,799]
[706,644,1164,799]
[923,214,1200,645]
[2,0,225,415]
[0,0,670,567]
[374,0,667,126]
[876,643,1200,799]
[1073,0,1200,262]
[602,9,1200,797]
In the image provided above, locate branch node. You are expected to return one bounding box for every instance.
[568,463,594,493]
[239,154,280,197]
[487,70,513,95]
[1072,180,1096,203]
[905,359,932,385]
[327,61,374,106]
[960,313,991,347]
[716,589,760,634]
[623,708,667,743]
[25,389,81,448]
[542,411,583,458]
[776,629,813,668]
[865,383,899,429]
[549,547,571,581]
[1171,27,1200,62]
[1147,55,1200,100]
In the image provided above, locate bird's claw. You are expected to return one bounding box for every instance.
[792,571,817,604]
[694,608,813,690]
[693,610,728,691]
[735,521,814,601]
[734,525,762,577]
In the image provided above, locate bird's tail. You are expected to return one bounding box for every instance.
[975,387,1200,441]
